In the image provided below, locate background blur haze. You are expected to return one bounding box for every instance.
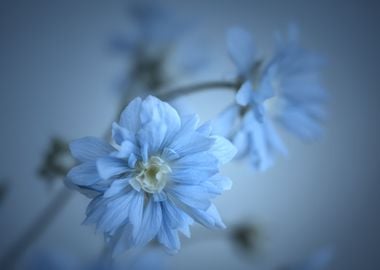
[0,0,379,269]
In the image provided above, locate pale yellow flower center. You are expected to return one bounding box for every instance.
[135,156,171,194]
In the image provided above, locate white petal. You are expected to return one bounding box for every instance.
[210,135,237,164]
[236,81,253,106]
[119,97,142,131]
[140,95,181,133]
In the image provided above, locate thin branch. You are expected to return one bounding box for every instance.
[0,188,72,270]
[157,81,239,100]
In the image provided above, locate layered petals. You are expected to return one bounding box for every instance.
[67,95,236,255]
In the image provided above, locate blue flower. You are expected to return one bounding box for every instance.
[111,0,184,55]
[213,102,286,171]
[67,96,236,255]
[226,27,271,120]
[214,25,327,170]
[213,27,286,170]
[110,0,196,100]
[269,24,328,141]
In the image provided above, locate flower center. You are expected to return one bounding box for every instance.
[135,156,171,194]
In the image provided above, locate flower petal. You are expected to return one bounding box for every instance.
[128,191,144,237]
[140,95,181,135]
[137,120,167,156]
[119,97,142,131]
[167,184,211,210]
[210,135,237,164]
[171,153,219,184]
[169,131,215,157]
[97,156,129,180]
[134,198,163,247]
[161,199,190,230]
[232,129,250,159]
[205,174,232,195]
[157,220,180,252]
[212,104,239,137]
[103,179,130,198]
[227,27,256,75]
[183,204,225,229]
[67,162,101,186]
[70,137,113,162]
[235,81,253,106]
[196,121,212,136]
[112,122,135,145]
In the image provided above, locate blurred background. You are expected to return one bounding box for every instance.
[0,0,379,269]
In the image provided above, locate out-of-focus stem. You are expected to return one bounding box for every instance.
[157,81,239,100]
[0,188,72,270]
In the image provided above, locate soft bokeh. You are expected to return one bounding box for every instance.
[0,0,379,269]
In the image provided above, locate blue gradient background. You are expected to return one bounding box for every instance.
[0,0,379,269]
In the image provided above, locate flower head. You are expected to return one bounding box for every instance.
[110,0,196,100]
[112,0,184,56]
[67,96,236,255]
[214,27,286,170]
[214,25,327,170]
[226,27,271,115]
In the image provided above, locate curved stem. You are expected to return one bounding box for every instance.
[0,188,72,270]
[157,81,239,100]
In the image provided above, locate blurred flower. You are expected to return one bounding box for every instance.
[214,25,327,170]
[269,24,328,141]
[213,27,286,170]
[110,0,186,94]
[123,0,184,54]
[279,246,334,270]
[67,96,236,255]
[38,137,76,182]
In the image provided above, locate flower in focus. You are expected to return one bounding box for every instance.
[214,25,327,170]
[67,96,236,255]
